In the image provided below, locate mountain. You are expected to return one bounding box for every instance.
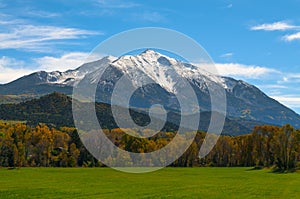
[0,50,299,130]
[0,92,175,130]
[0,56,116,96]
[0,92,253,135]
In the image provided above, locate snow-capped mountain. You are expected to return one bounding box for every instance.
[1,50,300,129]
[88,50,237,94]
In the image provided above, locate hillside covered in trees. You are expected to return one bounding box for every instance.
[0,92,271,136]
[0,122,299,171]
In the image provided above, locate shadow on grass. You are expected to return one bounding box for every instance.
[245,166,263,171]
[245,166,299,174]
[7,167,19,170]
[271,167,297,174]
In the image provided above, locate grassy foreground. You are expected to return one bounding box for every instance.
[0,167,299,199]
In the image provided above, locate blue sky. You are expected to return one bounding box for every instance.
[0,0,300,113]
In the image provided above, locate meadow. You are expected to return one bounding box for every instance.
[0,167,299,198]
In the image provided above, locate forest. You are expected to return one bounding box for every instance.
[0,122,299,171]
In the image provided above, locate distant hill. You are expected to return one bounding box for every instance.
[0,92,178,130]
[0,94,38,104]
[0,92,273,135]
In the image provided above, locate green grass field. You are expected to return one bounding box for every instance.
[0,167,299,199]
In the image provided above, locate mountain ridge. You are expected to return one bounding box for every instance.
[0,92,265,135]
[0,50,299,129]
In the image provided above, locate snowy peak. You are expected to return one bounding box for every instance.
[105,50,238,93]
[139,49,179,66]
[110,50,182,93]
[141,49,162,58]
[113,49,178,67]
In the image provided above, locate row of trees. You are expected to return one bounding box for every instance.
[0,122,299,170]
[0,123,99,167]
[203,125,300,170]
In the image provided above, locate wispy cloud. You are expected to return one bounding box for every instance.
[250,21,300,42]
[220,53,234,58]
[79,9,115,17]
[282,32,300,41]
[24,10,61,18]
[277,73,300,84]
[271,95,300,109]
[260,84,288,89]
[131,11,166,23]
[0,14,101,52]
[0,13,24,25]
[0,23,100,52]
[96,0,140,8]
[0,19,23,25]
[251,21,299,31]
[196,63,279,79]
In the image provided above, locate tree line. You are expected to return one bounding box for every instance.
[0,122,299,171]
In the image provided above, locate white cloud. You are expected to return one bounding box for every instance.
[0,57,34,84]
[271,95,300,108]
[250,21,300,42]
[132,12,166,23]
[0,19,23,25]
[0,52,105,83]
[251,21,299,31]
[277,73,300,83]
[287,73,300,79]
[282,32,300,41]
[34,52,102,72]
[220,53,234,58]
[195,63,285,105]
[25,10,61,18]
[96,0,140,8]
[0,16,101,52]
[0,14,24,25]
[260,84,288,89]
[196,63,278,79]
